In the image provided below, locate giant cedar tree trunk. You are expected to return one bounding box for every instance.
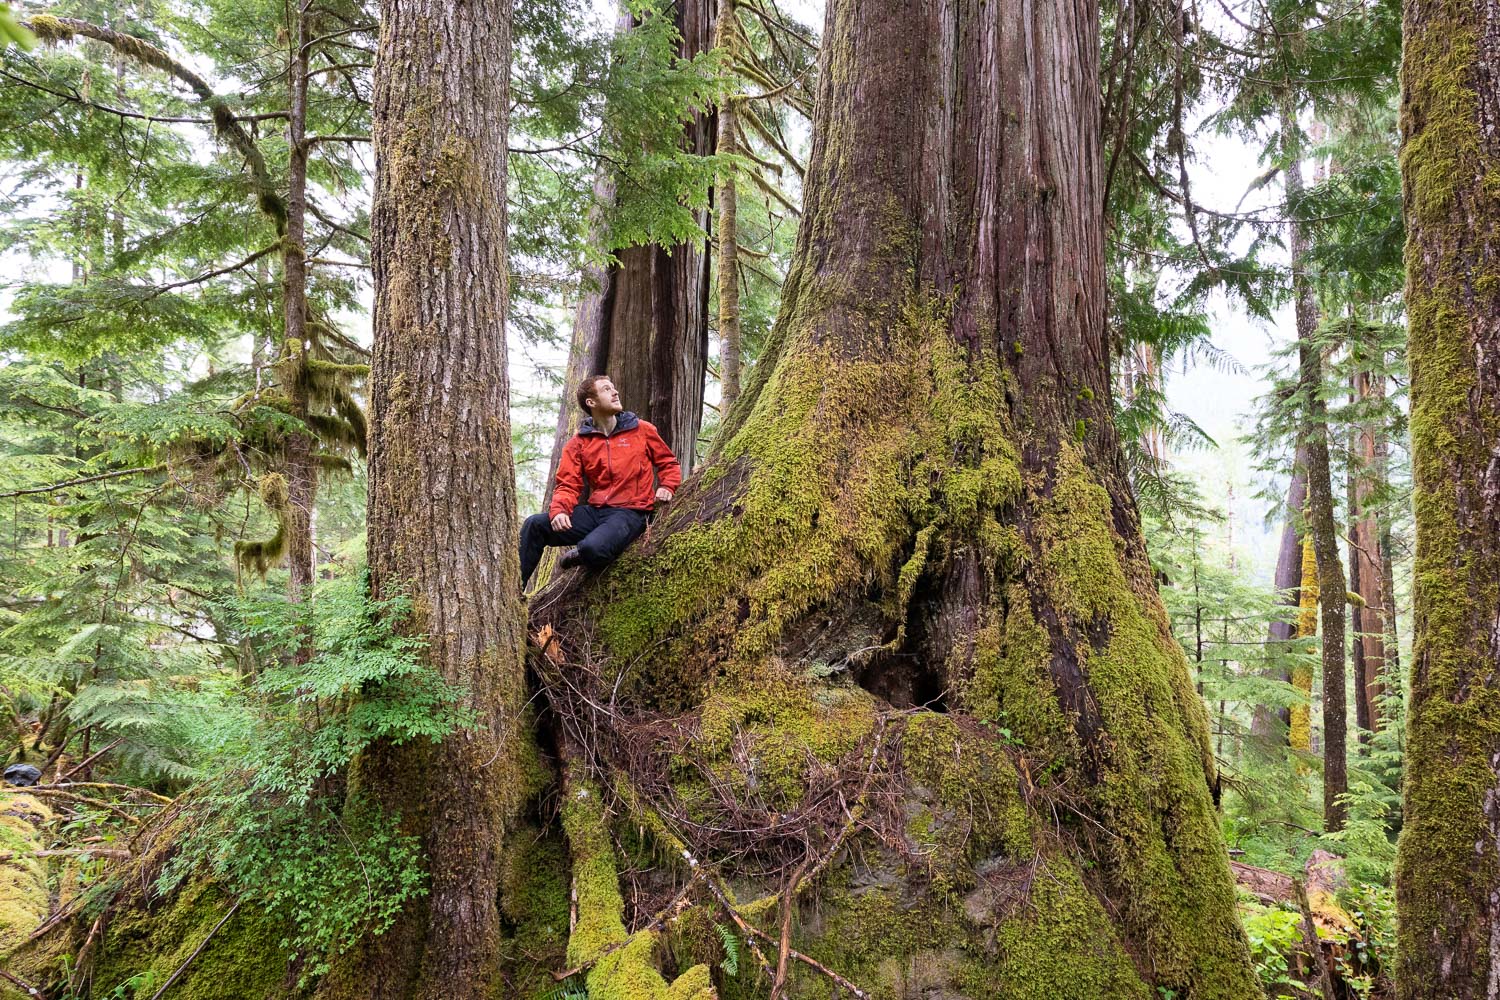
[529,0,1259,995]
[544,0,715,497]
[316,1,527,997]
[1393,0,1500,991]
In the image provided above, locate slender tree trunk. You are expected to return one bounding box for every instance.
[1393,0,1500,989]
[1380,515,1400,681]
[1285,111,1348,831]
[1253,445,1307,739]
[282,0,315,603]
[318,0,525,996]
[715,0,743,413]
[533,0,1259,992]
[544,0,716,489]
[1350,357,1387,734]
[1290,535,1319,755]
[1348,404,1369,737]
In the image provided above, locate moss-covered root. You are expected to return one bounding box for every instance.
[0,792,52,945]
[561,770,715,1000]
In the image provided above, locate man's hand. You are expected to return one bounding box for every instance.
[550,511,572,531]
[655,487,673,503]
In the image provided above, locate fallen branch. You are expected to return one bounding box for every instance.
[737,915,870,998]
[3,787,146,825]
[58,739,123,782]
[0,968,42,996]
[0,847,131,862]
[695,866,777,982]
[147,899,241,1000]
[19,781,172,804]
[1294,877,1338,1000]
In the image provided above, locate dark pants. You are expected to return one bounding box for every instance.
[520,505,648,587]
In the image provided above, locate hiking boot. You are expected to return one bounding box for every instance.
[559,547,584,570]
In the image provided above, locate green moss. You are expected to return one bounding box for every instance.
[0,793,52,944]
[901,714,1032,868]
[25,12,71,39]
[498,824,571,1000]
[90,878,293,1000]
[688,676,876,809]
[958,586,1076,758]
[561,772,715,1000]
[962,861,1149,999]
[1397,17,1482,221]
[1021,444,1252,994]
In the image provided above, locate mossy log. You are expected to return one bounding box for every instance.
[525,0,1260,996]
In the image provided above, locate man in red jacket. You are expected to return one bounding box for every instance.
[520,375,682,589]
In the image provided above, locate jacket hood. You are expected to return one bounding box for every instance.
[578,411,639,436]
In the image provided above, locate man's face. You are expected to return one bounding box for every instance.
[588,378,623,416]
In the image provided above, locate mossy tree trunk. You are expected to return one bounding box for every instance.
[544,0,716,496]
[530,0,1260,994]
[1393,0,1500,989]
[316,0,527,996]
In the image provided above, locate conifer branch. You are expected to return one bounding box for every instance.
[23,15,287,232]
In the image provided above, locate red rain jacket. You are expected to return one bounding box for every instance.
[549,411,683,519]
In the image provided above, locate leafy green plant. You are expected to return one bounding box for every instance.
[1242,905,1307,996]
[715,921,740,977]
[157,569,475,979]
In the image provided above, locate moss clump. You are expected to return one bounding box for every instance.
[498,824,571,999]
[962,860,1149,999]
[90,878,293,1000]
[900,713,1033,882]
[561,772,716,1000]
[688,675,876,810]
[957,585,1077,758]
[0,792,52,943]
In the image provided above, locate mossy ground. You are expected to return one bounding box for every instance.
[1,792,52,944]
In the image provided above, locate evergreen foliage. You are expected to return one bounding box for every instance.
[0,0,1435,993]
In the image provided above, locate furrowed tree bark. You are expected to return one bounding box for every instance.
[317,0,526,996]
[544,0,716,493]
[1393,0,1500,988]
[532,0,1260,994]
[1285,114,1348,832]
[1252,445,1307,740]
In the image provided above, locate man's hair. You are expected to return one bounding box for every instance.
[577,374,612,414]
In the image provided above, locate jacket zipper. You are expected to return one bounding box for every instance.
[604,429,614,503]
